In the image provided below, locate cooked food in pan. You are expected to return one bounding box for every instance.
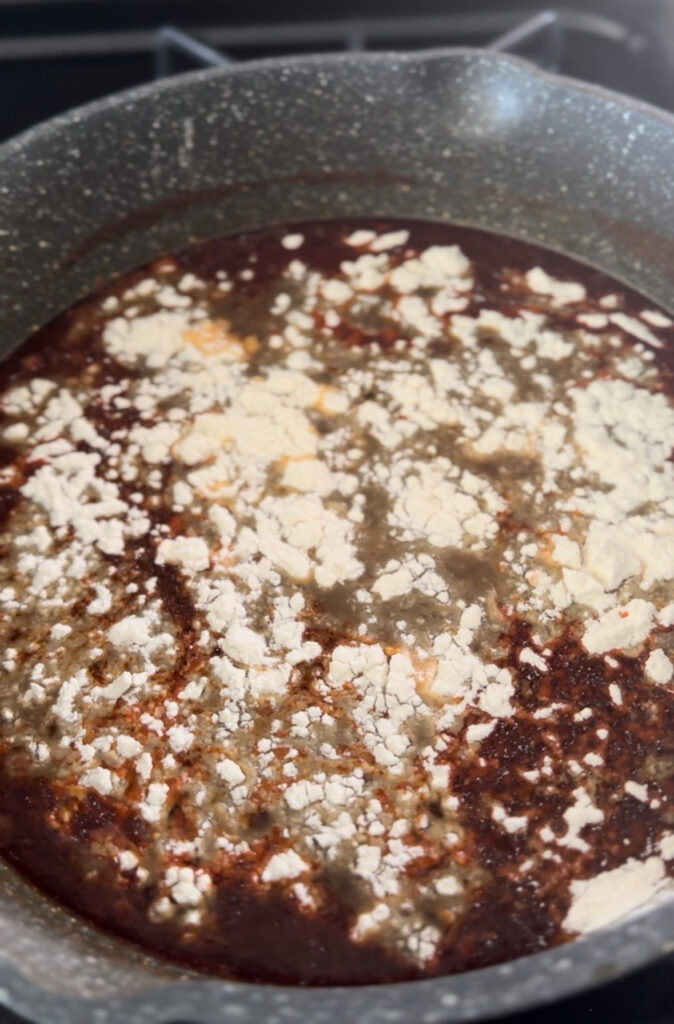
[0,219,672,984]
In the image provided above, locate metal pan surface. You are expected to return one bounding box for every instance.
[0,48,672,1024]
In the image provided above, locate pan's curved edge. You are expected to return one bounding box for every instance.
[1,893,674,1024]
[0,46,672,165]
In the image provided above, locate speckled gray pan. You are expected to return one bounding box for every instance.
[0,48,673,1024]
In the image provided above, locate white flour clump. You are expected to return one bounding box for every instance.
[564,857,668,935]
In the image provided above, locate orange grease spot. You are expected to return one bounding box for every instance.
[182,319,259,359]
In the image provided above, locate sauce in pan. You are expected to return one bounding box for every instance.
[0,219,673,984]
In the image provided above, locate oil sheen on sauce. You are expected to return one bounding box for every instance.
[0,219,673,985]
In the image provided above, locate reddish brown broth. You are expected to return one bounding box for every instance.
[0,219,672,985]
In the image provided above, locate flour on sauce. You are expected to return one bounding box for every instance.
[0,218,673,985]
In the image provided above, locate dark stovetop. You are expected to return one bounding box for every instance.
[0,2,672,1022]
[0,0,672,142]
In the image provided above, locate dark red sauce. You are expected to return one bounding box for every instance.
[0,218,673,985]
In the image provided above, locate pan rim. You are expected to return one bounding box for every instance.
[1,45,673,163]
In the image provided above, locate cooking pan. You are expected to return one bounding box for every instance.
[0,48,673,1024]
